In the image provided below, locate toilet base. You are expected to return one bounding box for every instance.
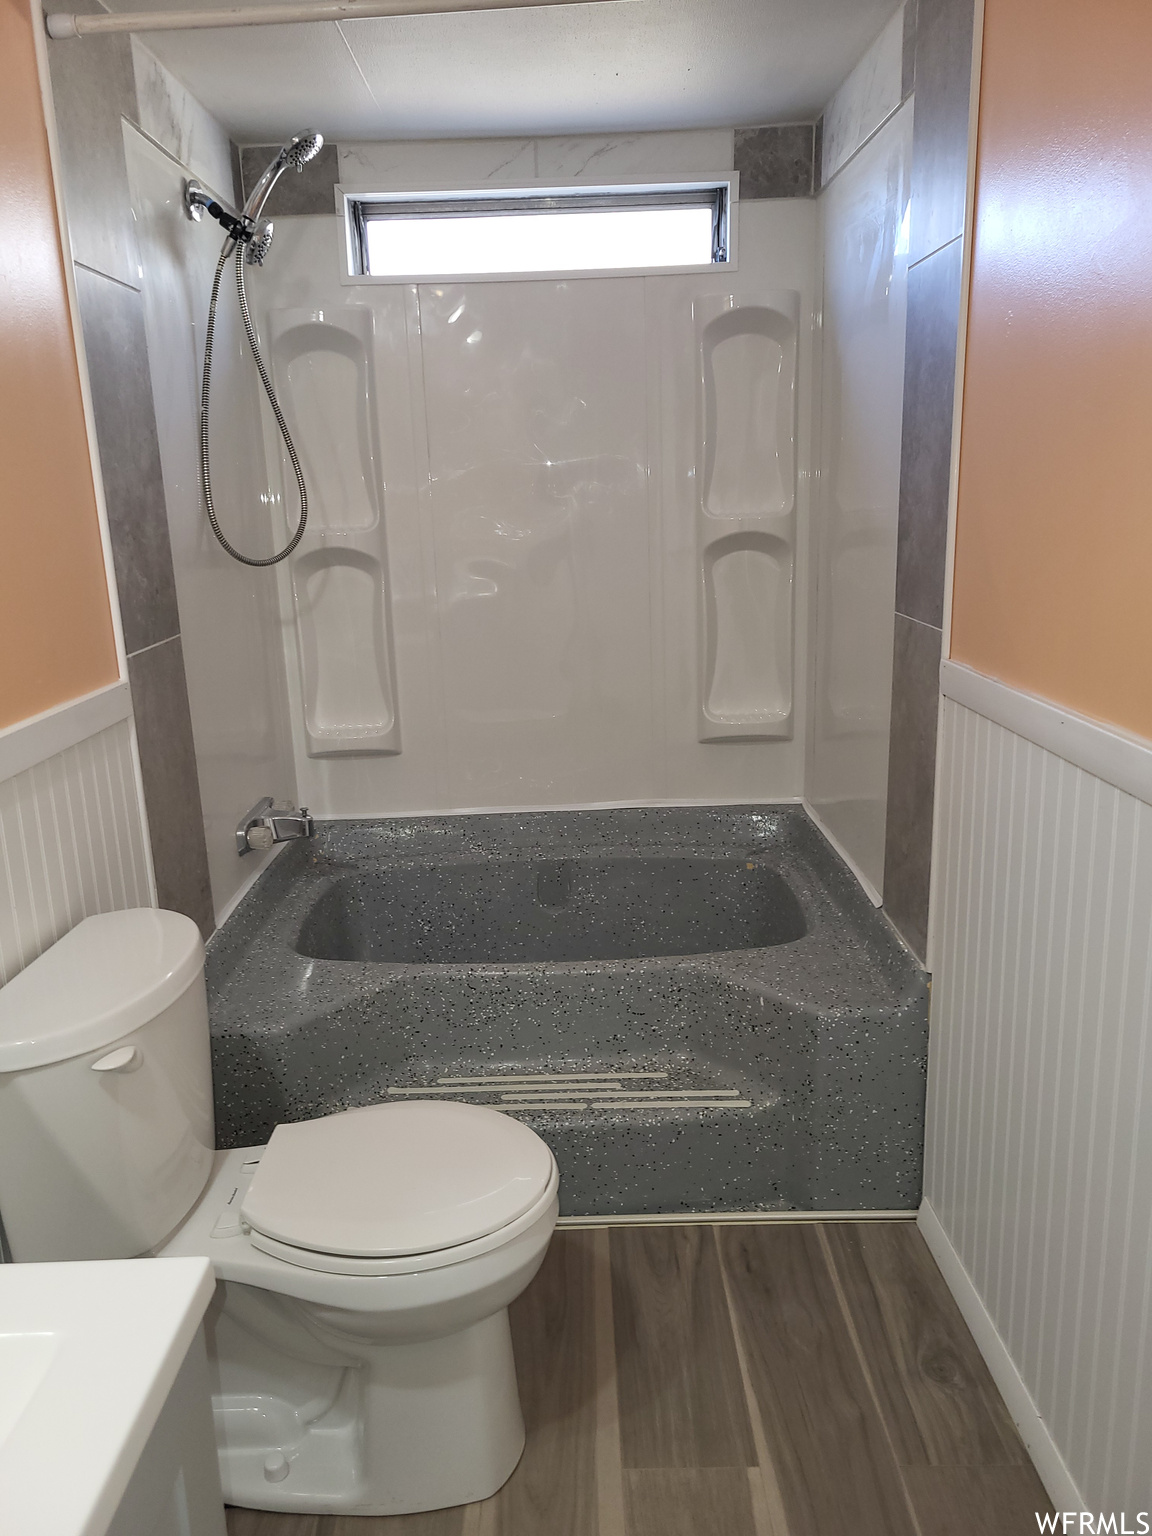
[160,1149,556,1516]
[211,1293,526,1516]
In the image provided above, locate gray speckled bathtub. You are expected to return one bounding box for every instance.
[206,806,929,1215]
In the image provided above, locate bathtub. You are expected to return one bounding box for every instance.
[206,806,929,1215]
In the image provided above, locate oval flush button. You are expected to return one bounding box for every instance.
[90,1045,142,1073]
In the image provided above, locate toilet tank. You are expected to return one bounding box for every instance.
[0,909,215,1263]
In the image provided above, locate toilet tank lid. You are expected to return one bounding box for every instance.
[0,909,204,1073]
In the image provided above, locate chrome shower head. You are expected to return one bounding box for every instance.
[245,220,274,266]
[243,131,325,221]
[283,131,323,170]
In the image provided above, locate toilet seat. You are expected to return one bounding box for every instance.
[245,1169,559,1276]
[240,1100,558,1277]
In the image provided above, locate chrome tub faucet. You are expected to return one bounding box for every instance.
[237,796,315,855]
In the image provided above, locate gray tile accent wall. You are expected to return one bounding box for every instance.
[882,0,974,961]
[238,131,810,219]
[73,266,181,655]
[908,0,975,265]
[884,617,941,961]
[733,125,817,199]
[894,236,963,629]
[239,143,340,215]
[128,639,214,937]
[45,0,140,288]
[812,117,823,193]
[240,133,812,209]
[229,141,244,210]
[47,31,214,936]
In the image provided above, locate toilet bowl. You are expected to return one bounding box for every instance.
[0,909,558,1517]
[162,1105,558,1515]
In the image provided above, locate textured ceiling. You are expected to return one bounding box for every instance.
[104,0,898,143]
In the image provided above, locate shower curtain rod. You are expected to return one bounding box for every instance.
[44,0,628,40]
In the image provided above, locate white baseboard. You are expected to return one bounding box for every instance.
[917,1198,1082,1509]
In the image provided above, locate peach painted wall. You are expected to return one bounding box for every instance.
[0,0,118,731]
[950,0,1152,740]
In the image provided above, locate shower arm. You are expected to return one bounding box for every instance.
[185,181,254,244]
[45,0,631,40]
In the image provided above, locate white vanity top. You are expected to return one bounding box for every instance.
[0,1256,215,1536]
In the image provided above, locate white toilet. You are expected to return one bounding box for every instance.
[0,908,558,1517]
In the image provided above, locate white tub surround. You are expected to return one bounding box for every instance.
[123,126,299,927]
[0,1256,224,1536]
[237,158,816,820]
[696,292,799,744]
[821,3,908,187]
[807,100,913,900]
[129,38,233,194]
[924,665,1152,1510]
[338,128,736,189]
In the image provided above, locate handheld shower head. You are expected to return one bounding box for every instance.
[243,130,324,220]
[245,220,274,266]
[283,131,323,170]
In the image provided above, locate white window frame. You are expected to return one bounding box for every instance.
[335,173,739,286]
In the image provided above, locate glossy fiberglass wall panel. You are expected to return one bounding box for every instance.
[124,126,298,921]
[248,196,816,817]
[808,102,913,897]
[697,293,799,740]
[418,279,652,805]
[267,305,401,756]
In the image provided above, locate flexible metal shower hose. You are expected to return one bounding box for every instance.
[199,240,307,566]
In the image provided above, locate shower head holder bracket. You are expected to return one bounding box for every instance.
[185,179,254,243]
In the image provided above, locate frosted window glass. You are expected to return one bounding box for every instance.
[364,205,715,277]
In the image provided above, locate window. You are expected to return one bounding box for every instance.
[344,184,732,280]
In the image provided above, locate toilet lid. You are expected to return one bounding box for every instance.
[239,1100,556,1259]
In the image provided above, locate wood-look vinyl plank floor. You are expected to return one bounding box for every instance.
[226,1514,320,1536]
[609,1225,756,1470]
[902,1465,1057,1533]
[225,1221,1054,1536]
[621,1468,758,1536]
[820,1220,1026,1468]
[478,1230,599,1536]
[717,1223,919,1536]
[226,1508,460,1535]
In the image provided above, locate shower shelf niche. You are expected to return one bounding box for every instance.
[270,307,381,533]
[695,292,798,742]
[291,547,399,756]
[267,307,400,757]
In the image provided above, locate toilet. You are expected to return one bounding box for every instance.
[0,908,558,1517]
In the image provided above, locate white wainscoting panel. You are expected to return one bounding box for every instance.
[926,693,1152,1510]
[0,718,153,986]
